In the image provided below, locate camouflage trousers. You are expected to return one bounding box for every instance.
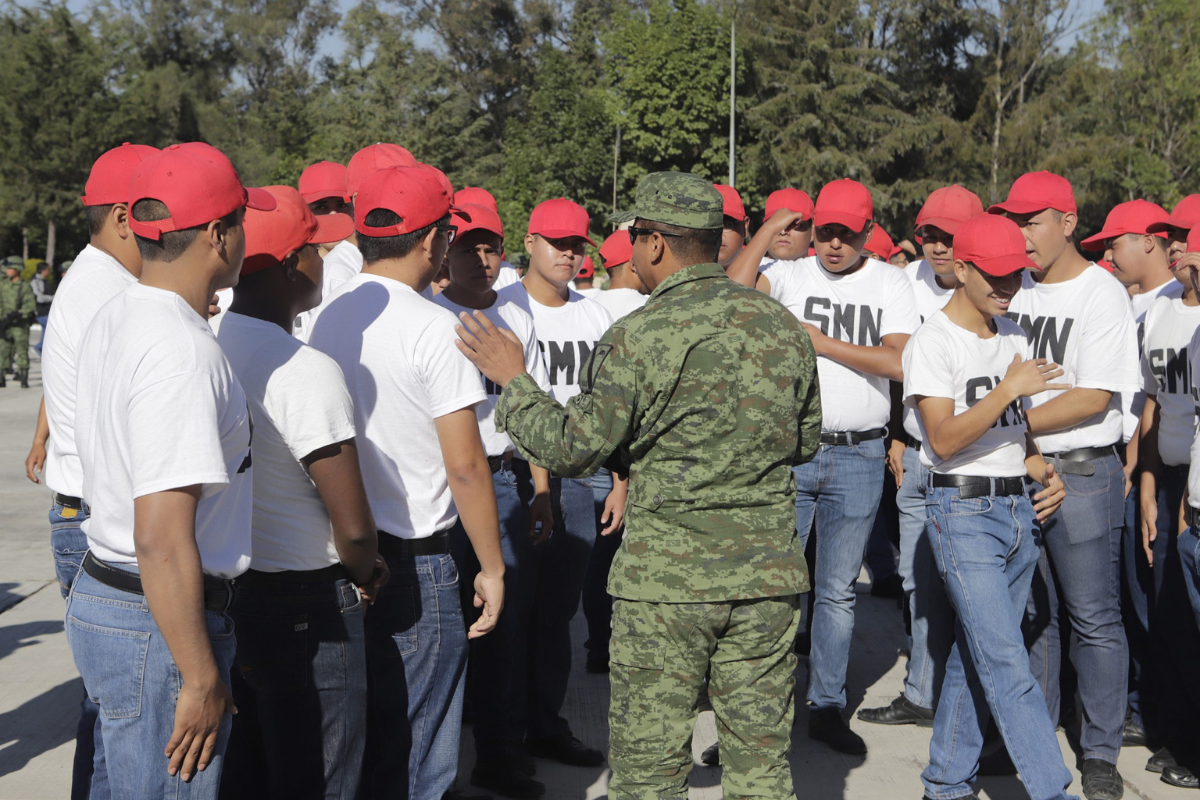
[608,595,802,800]
[0,326,29,373]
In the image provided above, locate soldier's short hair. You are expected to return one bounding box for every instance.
[357,209,447,264]
[132,199,241,263]
[637,221,721,265]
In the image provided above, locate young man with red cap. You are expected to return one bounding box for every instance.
[724,188,814,283]
[593,229,646,321]
[994,171,1140,800]
[294,144,417,341]
[298,160,351,217]
[1148,195,1200,272]
[67,142,272,798]
[213,186,386,799]
[1080,199,1177,750]
[904,212,1074,800]
[26,141,158,800]
[858,184,984,730]
[433,201,554,798]
[864,225,896,262]
[713,184,748,269]
[306,165,505,800]
[496,197,616,767]
[732,177,920,754]
[454,187,520,289]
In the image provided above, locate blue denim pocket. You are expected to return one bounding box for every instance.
[434,554,459,589]
[67,618,150,719]
[946,495,994,517]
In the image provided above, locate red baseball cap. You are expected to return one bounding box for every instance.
[451,202,503,238]
[346,143,418,197]
[1080,200,1169,251]
[81,143,161,206]
[128,143,275,241]
[242,186,354,275]
[355,165,458,237]
[298,161,349,203]
[813,179,873,233]
[599,230,633,270]
[1096,259,1115,273]
[915,185,984,236]
[955,214,1039,276]
[1147,194,1200,234]
[420,163,454,199]
[454,187,498,212]
[1188,227,1200,252]
[988,171,1076,216]
[764,188,814,221]
[863,225,894,260]
[713,185,747,222]
[528,198,595,246]
[577,256,595,279]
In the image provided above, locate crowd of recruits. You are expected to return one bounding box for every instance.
[18,132,1200,800]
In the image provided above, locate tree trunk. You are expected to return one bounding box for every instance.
[45,219,56,268]
[21,227,28,262]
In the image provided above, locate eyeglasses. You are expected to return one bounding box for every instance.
[437,222,458,244]
[628,226,683,244]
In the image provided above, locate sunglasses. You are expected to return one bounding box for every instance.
[437,222,459,244]
[628,226,683,244]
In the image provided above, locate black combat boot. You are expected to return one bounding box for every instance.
[19,369,28,388]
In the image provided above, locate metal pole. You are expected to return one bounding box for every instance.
[728,14,736,187]
[613,124,621,216]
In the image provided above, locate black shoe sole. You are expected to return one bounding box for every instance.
[856,712,934,728]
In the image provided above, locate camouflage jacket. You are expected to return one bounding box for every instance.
[496,262,821,603]
[0,279,35,326]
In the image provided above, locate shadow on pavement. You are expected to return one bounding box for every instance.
[0,618,63,663]
[0,677,81,778]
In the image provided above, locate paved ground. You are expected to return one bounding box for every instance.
[0,361,1194,799]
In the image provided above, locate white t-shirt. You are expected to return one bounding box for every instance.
[1124,281,1186,442]
[494,263,520,290]
[1141,294,1200,466]
[294,240,362,341]
[1187,324,1200,507]
[903,311,1031,477]
[75,284,253,578]
[217,312,357,571]
[308,273,486,539]
[1005,265,1140,453]
[573,285,601,299]
[900,259,956,441]
[594,287,648,322]
[497,281,613,406]
[207,287,234,335]
[762,255,920,431]
[41,245,137,497]
[433,292,551,457]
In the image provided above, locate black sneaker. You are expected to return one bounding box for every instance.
[1080,759,1124,800]
[525,733,605,767]
[471,759,545,799]
[1146,747,1176,774]
[870,573,904,600]
[856,695,934,728]
[700,742,720,766]
[808,708,867,755]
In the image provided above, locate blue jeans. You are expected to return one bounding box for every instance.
[65,567,236,800]
[219,577,366,799]
[450,460,537,763]
[50,499,108,800]
[1180,525,1200,654]
[922,484,1076,800]
[361,550,466,800]
[896,446,953,710]
[793,438,885,710]
[525,475,598,738]
[1024,452,1127,764]
[1121,465,1182,735]
[865,477,899,581]
[583,467,620,663]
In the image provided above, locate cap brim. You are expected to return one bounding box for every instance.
[532,228,596,247]
[448,203,471,223]
[1079,229,1120,252]
[457,221,504,238]
[311,212,355,245]
[987,200,1050,216]
[300,189,351,204]
[1147,216,1193,234]
[812,211,869,233]
[608,210,636,225]
[915,217,966,236]
[974,253,1039,276]
[246,187,277,212]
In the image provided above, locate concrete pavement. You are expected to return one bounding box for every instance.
[0,362,1194,799]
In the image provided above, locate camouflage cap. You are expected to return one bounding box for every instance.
[610,172,724,230]
[3,256,22,268]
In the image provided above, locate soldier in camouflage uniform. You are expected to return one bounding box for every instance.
[1,255,36,387]
[454,171,822,799]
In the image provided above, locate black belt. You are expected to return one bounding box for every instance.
[487,454,512,474]
[53,493,85,510]
[234,565,348,588]
[820,427,887,446]
[931,473,1026,498]
[1044,444,1119,477]
[901,432,922,449]
[376,531,451,559]
[82,551,234,611]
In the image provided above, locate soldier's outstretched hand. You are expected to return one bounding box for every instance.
[455,311,527,389]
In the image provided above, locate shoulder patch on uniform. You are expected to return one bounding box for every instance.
[581,343,614,395]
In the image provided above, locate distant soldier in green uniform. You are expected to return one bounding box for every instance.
[1,255,36,387]
[454,171,822,799]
